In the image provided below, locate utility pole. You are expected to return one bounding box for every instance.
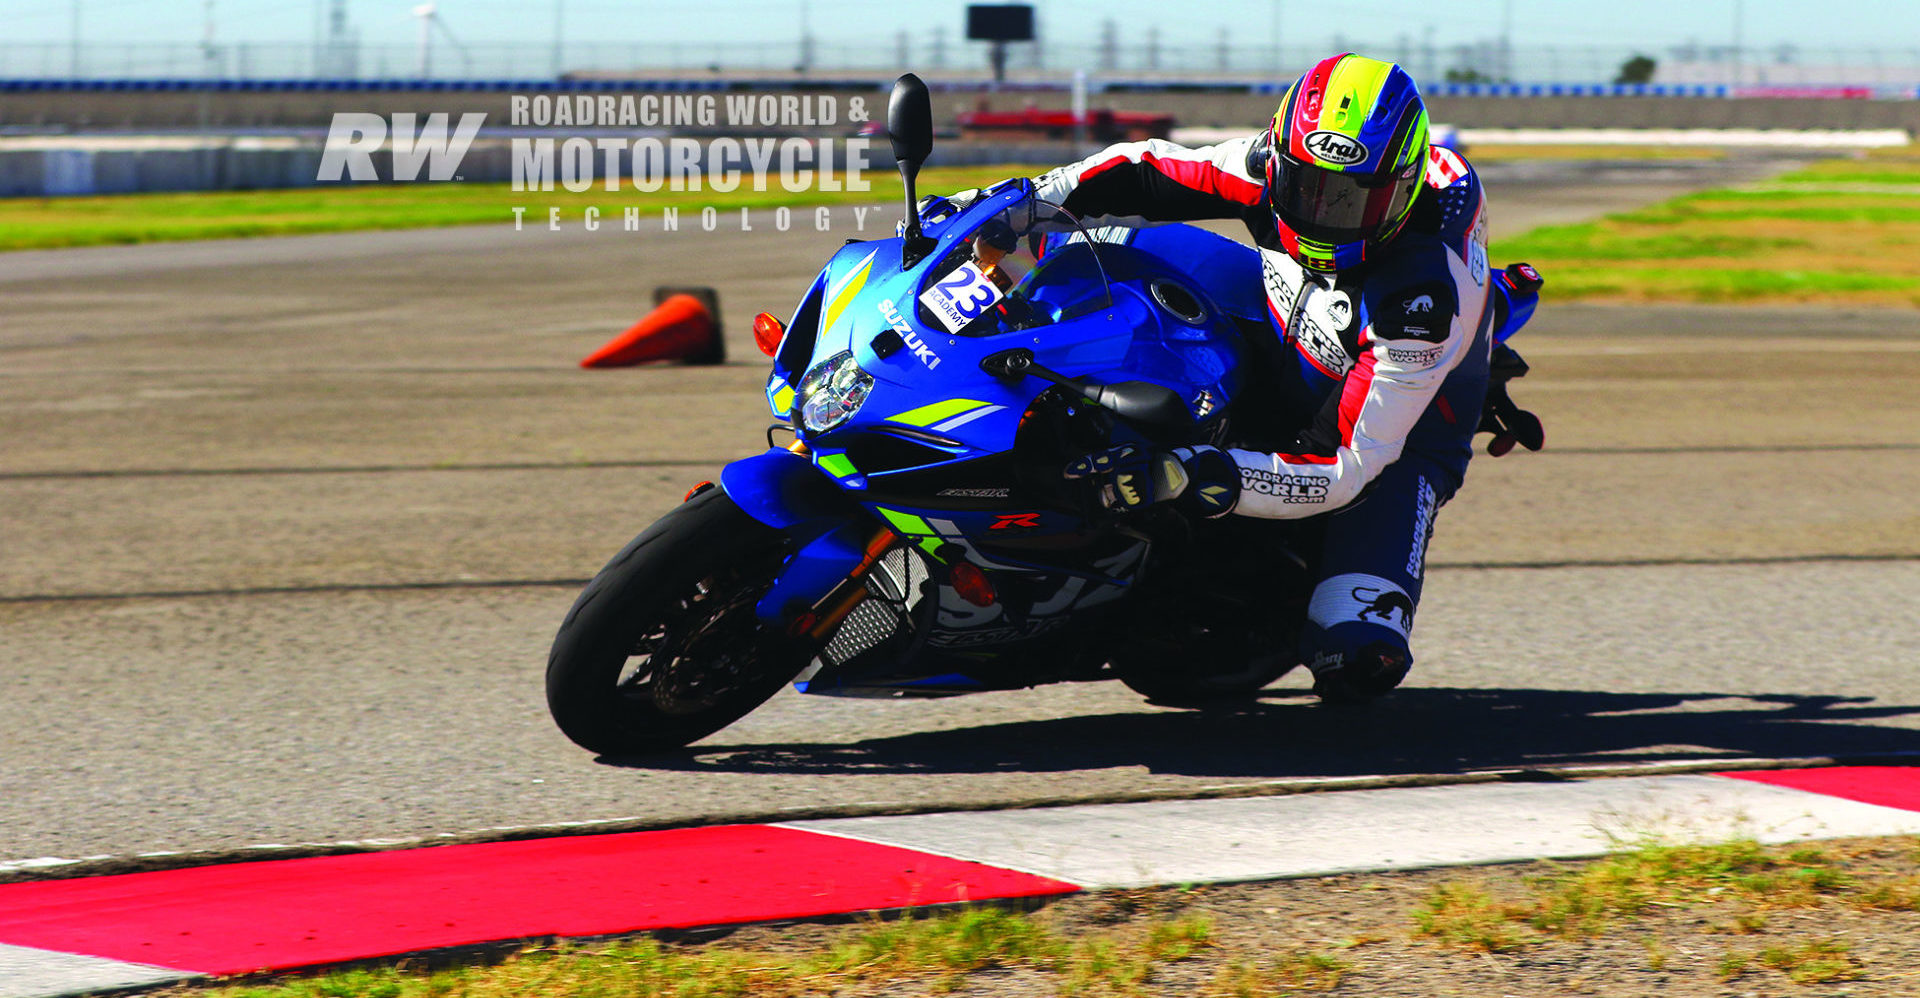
[1501,0,1513,82]
[202,0,217,77]
[931,25,946,69]
[1098,19,1116,73]
[414,3,433,77]
[1270,0,1282,79]
[1730,0,1744,87]
[797,0,813,75]
[550,0,562,79]
[70,0,81,77]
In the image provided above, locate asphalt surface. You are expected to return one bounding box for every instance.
[3,157,1918,870]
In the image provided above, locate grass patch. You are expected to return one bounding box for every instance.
[180,907,1227,998]
[1757,938,1865,984]
[1493,151,1920,305]
[1205,950,1349,995]
[1411,882,1530,952]
[1854,876,1920,912]
[0,164,1026,252]
[1417,839,1861,949]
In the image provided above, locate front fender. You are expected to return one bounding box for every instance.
[719,447,849,530]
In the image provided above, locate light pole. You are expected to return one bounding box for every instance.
[1731,0,1744,87]
[1270,0,1282,80]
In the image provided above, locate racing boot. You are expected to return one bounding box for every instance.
[1307,640,1411,705]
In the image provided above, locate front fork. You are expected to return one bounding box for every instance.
[725,439,900,642]
[781,523,897,642]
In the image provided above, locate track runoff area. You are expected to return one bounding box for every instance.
[4,133,1920,994]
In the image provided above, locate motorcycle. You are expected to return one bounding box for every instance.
[545,75,1544,756]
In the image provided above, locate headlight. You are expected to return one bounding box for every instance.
[795,350,873,435]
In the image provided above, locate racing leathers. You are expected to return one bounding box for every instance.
[1033,136,1496,699]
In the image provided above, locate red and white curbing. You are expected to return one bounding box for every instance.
[2,767,1917,998]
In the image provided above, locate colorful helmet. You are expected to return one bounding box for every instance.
[1263,54,1430,272]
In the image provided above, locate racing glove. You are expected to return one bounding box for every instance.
[1062,444,1239,518]
[897,188,984,235]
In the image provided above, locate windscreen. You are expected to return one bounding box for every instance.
[913,198,1110,338]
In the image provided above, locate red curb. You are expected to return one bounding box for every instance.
[1720,766,1920,813]
[0,824,1078,976]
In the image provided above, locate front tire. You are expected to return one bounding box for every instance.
[546,488,804,756]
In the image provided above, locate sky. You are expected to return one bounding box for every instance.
[6,0,1916,58]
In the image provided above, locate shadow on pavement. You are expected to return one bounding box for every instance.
[607,688,1920,779]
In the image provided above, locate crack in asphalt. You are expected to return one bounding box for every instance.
[4,442,1918,482]
[2,553,1914,605]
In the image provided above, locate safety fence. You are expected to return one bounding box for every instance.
[5,77,1917,99]
[3,39,1919,89]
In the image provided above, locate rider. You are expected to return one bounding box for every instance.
[971,54,1498,703]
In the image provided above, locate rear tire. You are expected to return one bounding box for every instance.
[546,488,802,756]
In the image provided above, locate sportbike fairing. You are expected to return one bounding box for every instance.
[739,184,1256,693]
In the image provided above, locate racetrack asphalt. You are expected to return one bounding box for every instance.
[2,156,1917,873]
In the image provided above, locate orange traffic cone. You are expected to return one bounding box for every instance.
[580,293,724,368]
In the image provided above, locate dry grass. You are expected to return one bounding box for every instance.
[1415,838,1861,950]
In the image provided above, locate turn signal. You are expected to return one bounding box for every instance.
[753,312,786,357]
[950,562,996,607]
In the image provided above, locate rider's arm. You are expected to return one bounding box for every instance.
[1032,136,1264,226]
[1225,264,1485,520]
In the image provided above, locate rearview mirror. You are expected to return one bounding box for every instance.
[888,74,937,267]
[887,73,933,175]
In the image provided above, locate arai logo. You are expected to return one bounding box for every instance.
[1303,130,1369,166]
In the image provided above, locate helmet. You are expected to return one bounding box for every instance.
[1263,54,1430,272]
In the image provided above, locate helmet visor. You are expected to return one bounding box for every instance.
[1269,153,1419,246]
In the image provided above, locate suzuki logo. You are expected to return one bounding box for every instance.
[876,299,942,371]
[1302,129,1368,166]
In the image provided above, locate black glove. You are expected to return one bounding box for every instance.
[1063,444,1239,518]
[897,189,984,235]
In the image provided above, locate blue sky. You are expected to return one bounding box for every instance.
[6,0,1913,53]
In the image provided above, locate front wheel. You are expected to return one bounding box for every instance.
[546,487,805,756]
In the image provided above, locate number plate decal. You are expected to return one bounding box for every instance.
[918,261,1004,333]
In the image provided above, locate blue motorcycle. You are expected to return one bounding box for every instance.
[545,75,1542,756]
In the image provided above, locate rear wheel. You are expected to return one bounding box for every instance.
[546,488,804,756]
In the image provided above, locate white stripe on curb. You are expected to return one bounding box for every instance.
[781,775,1920,889]
[0,943,193,998]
